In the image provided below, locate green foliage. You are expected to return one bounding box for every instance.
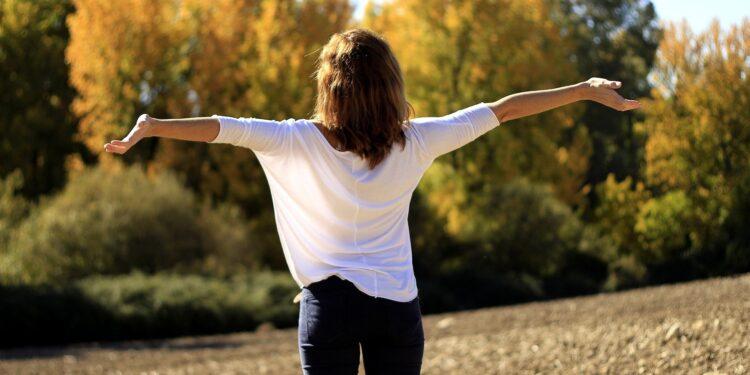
[0,170,29,247]
[593,174,651,258]
[5,0,750,349]
[594,175,698,288]
[2,165,202,283]
[412,178,608,312]
[365,0,591,206]
[553,0,662,191]
[66,1,353,270]
[635,190,693,264]
[720,173,750,273]
[459,178,585,278]
[0,271,299,348]
[603,254,647,291]
[0,0,83,197]
[0,165,261,284]
[226,272,301,326]
[198,202,264,277]
[614,19,750,284]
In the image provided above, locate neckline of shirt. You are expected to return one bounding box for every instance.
[307,119,356,157]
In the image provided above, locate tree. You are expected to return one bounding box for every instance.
[66,0,352,269]
[0,0,82,197]
[639,19,750,256]
[551,0,661,210]
[362,0,591,229]
[595,19,750,288]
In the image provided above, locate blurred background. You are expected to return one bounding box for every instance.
[0,0,749,348]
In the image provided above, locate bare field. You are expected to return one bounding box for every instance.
[2,274,749,374]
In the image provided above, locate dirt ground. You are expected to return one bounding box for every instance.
[2,274,749,374]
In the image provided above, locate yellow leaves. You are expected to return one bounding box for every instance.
[1,1,35,31]
[593,174,651,259]
[67,0,352,156]
[644,18,750,195]
[366,0,584,196]
[419,162,469,237]
[644,131,685,189]
[67,0,188,151]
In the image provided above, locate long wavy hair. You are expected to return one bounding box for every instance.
[311,28,414,170]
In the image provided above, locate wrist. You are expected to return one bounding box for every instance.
[573,81,591,101]
[142,116,158,137]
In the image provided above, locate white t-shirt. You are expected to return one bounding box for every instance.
[210,102,500,302]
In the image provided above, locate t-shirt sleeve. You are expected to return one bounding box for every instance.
[209,115,291,155]
[409,102,500,160]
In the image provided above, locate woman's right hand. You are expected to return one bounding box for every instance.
[104,114,154,155]
[581,77,641,111]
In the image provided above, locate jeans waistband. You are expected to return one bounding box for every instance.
[305,275,356,294]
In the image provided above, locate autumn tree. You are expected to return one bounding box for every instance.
[66,0,352,268]
[362,0,590,236]
[552,0,661,208]
[0,0,82,197]
[640,19,750,251]
[596,19,750,285]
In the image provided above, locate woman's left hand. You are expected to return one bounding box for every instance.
[104,114,154,154]
[582,77,641,112]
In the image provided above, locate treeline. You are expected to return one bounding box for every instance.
[1,0,749,347]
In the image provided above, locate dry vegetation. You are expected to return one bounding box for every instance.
[2,274,749,374]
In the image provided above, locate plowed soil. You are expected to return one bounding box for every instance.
[2,274,749,374]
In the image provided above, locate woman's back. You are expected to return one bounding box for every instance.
[209,102,500,301]
[101,23,639,373]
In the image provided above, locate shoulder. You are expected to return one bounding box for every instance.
[402,120,434,162]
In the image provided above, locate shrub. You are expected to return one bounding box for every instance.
[0,271,299,348]
[635,190,694,264]
[1,165,262,284]
[198,202,264,277]
[603,254,648,291]
[2,165,206,284]
[593,174,651,261]
[720,173,750,273]
[0,283,113,348]
[0,170,29,248]
[459,178,587,278]
[414,178,608,311]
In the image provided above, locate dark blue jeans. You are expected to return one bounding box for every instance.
[298,275,425,374]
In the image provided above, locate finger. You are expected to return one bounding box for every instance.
[600,91,623,108]
[104,143,128,154]
[103,143,118,153]
[608,91,633,110]
[623,99,641,110]
[110,140,130,146]
[612,98,640,111]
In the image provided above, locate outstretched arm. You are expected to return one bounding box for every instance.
[487,77,641,123]
[104,115,219,154]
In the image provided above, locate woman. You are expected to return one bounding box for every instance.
[105,28,640,374]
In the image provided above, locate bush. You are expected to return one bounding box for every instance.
[0,271,299,348]
[0,165,261,284]
[417,270,545,313]
[593,174,651,261]
[0,283,112,348]
[0,170,29,248]
[603,255,647,291]
[459,178,588,278]
[198,202,264,277]
[635,190,694,264]
[719,173,750,273]
[413,178,608,311]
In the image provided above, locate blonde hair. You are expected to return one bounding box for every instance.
[311,28,414,170]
